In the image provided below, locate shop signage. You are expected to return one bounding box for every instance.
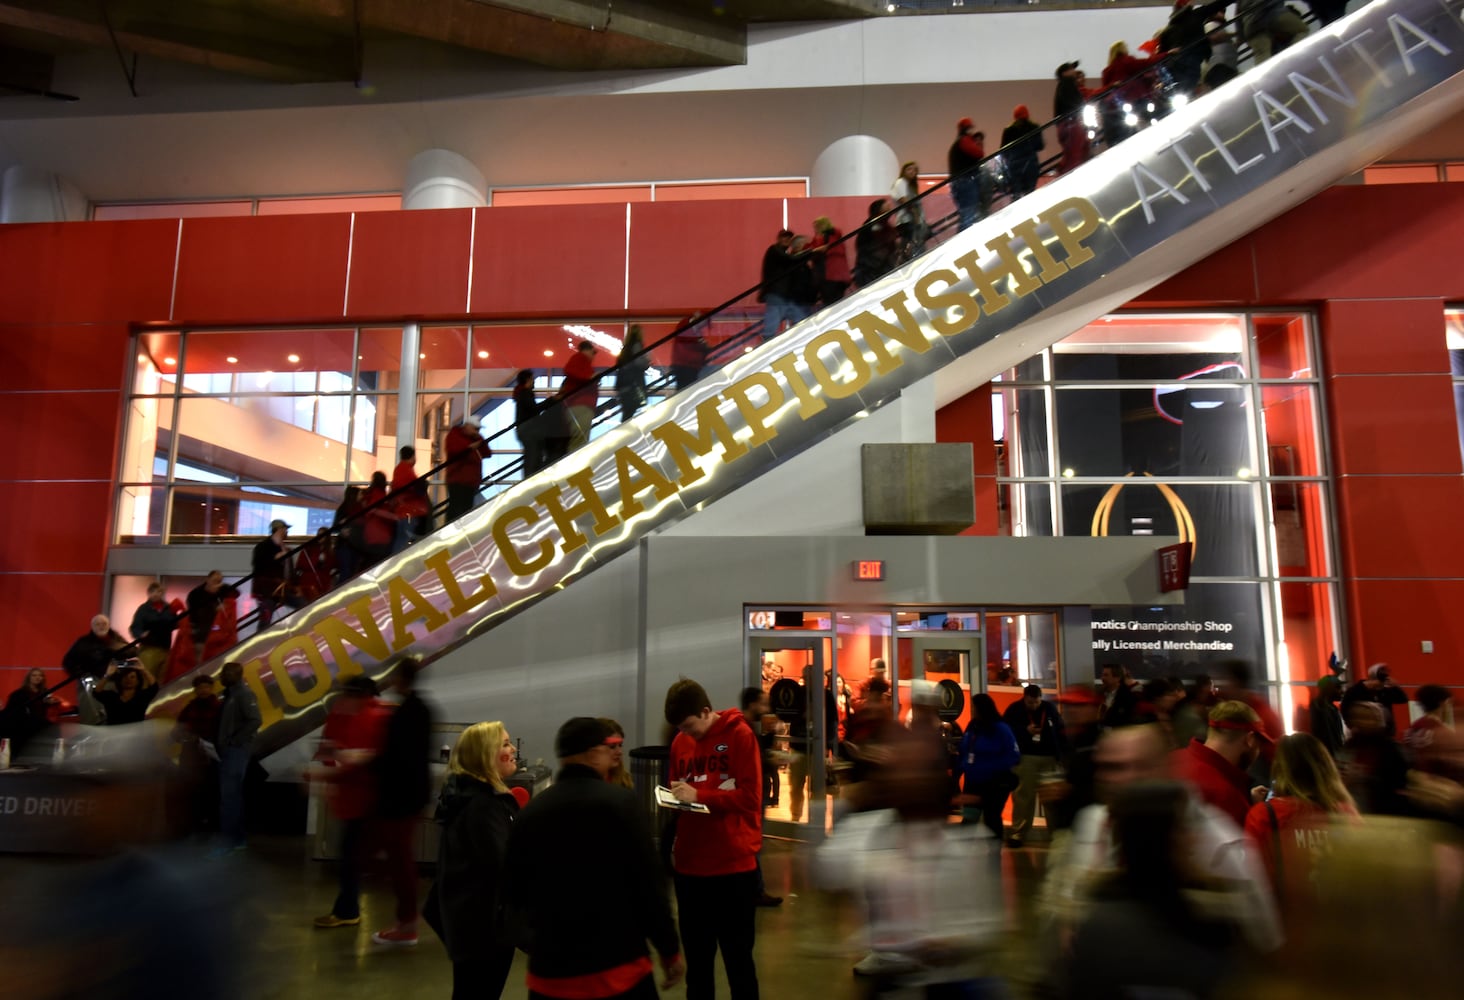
[147,0,1464,755]
[853,560,886,581]
[1157,542,1192,593]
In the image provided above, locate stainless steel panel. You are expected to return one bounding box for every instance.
[151,0,1464,755]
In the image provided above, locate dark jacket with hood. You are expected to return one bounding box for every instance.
[373,689,435,818]
[425,773,519,962]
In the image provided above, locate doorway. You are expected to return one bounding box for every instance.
[747,632,833,841]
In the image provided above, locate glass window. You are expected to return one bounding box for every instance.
[1054,385,1255,478]
[256,195,400,215]
[1254,313,1314,380]
[1449,310,1464,460]
[1261,384,1323,477]
[996,388,1052,477]
[1270,483,1333,577]
[986,612,1059,688]
[1063,481,1262,578]
[93,201,253,220]
[1362,164,1440,184]
[1000,482,1055,536]
[1052,314,1246,381]
[749,609,832,631]
[1091,582,1267,679]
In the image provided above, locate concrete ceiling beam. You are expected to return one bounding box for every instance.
[0,0,357,83]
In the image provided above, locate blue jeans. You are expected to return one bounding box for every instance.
[332,818,365,919]
[218,745,249,847]
[762,294,808,342]
[952,174,984,232]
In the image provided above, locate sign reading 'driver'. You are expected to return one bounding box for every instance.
[150,0,1464,754]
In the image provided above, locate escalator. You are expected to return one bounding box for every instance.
[150,0,1464,756]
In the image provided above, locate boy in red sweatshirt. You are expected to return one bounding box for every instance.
[665,678,763,1000]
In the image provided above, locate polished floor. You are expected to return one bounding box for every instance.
[233,833,1048,1000]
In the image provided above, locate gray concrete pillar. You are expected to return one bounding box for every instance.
[401,149,487,210]
[809,135,899,198]
[1,166,88,223]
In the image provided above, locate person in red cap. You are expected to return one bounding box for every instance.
[947,118,987,231]
[1171,699,1270,827]
[1000,104,1044,199]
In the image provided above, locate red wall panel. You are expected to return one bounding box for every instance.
[1321,298,1451,376]
[346,209,473,319]
[0,481,116,574]
[1326,374,1463,476]
[789,196,871,248]
[173,214,352,324]
[0,220,177,325]
[469,204,626,316]
[0,572,106,670]
[0,323,131,392]
[1335,475,1464,580]
[1344,579,1464,686]
[0,391,122,481]
[626,200,784,313]
[935,383,999,536]
[1135,238,1257,306]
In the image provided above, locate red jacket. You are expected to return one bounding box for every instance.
[1172,739,1253,828]
[360,484,396,547]
[1244,795,1357,889]
[318,697,390,820]
[561,350,598,409]
[443,425,490,486]
[668,708,762,876]
[809,230,852,285]
[390,458,429,517]
[670,317,709,369]
[1102,53,1159,105]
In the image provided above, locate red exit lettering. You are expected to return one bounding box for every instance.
[853,560,885,581]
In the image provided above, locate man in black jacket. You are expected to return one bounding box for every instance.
[370,657,436,947]
[503,717,684,1000]
[1002,684,1066,846]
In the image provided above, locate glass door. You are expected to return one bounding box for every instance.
[748,635,831,841]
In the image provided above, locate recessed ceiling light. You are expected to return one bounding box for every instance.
[287,353,301,363]
[543,350,553,357]
[419,352,426,359]
[226,356,238,364]
[163,357,176,365]
[477,350,489,359]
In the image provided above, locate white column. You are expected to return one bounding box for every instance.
[397,323,421,455]
[1,166,88,223]
[809,135,899,198]
[401,149,487,210]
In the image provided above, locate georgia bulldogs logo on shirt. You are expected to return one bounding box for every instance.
[715,744,729,752]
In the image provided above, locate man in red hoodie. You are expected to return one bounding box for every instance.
[665,678,762,1000]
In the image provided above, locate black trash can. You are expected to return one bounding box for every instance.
[628,745,671,842]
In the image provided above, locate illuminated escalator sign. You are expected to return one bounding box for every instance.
[147,0,1464,753]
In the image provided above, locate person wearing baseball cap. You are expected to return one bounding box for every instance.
[250,517,292,627]
[1341,661,1409,737]
[1052,60,1090,174]
[1001,104,1045,199]
[502,716,685,999]
[1171,699,1271,827]
[443,412,491,525]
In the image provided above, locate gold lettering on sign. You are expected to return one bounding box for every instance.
[722,371,786,447]
[767,352,827,419]
[268,635,334,707]
[651,395,749,487]
[1038,197,1102,269]
[493,505,554,575]
[913,269,982,337]
[849,290,937,375]
[534,469,622,557]
[804,329,873,399]
[316,596,391,675]
[386,576,449,650]
[425,549,498,618]
[614,445,680,519]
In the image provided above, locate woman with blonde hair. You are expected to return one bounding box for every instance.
[425,721,521,1000]
[599,717,633,789]
[1244,732,1357,901]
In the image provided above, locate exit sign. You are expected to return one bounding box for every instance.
[853,560,885,581]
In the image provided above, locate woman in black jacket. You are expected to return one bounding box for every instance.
[426,720,522,1000]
